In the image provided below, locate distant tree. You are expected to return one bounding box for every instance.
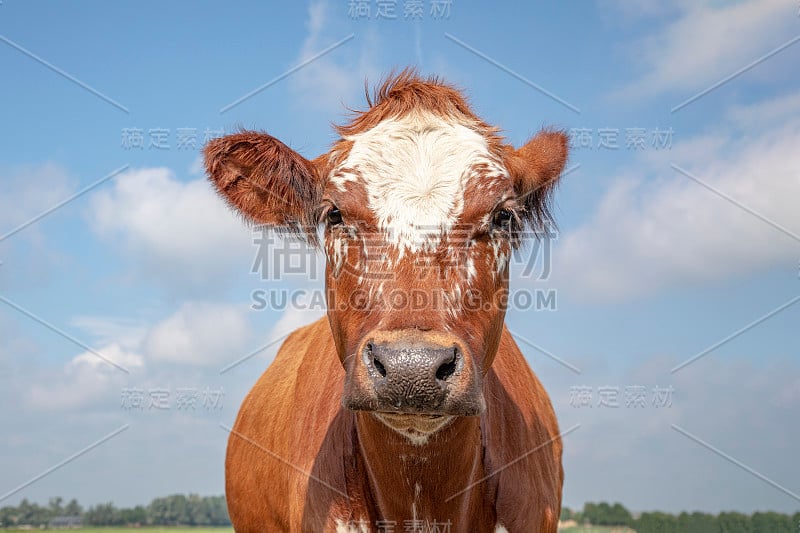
[593,502,612,524]
[150,493,192,525]
[609,502,633,526]
[581,501,632,526]
[676,511,716,532]
[582,502,607,524]
[636,511,678,533]
[582,502,596,521]
[48,496,64,517]
[64,498,83,516]
[16,498,49,526]
[84,502,121,526]
[751,511,792,533]
[205,495,231,526]
[717,511,750,532]
[119,505,147,525]
[559,506,574,521]
[0,506,16,527]
[147,493,230,526]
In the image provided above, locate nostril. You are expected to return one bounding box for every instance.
[435,347,458,382]
[365,342,387,378]
[373,356,387,378]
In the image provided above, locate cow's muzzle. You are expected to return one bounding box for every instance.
[342,330,484,416]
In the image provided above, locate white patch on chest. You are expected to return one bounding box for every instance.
[339,111,505,252]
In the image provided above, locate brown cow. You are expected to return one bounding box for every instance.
[205,70,567,532]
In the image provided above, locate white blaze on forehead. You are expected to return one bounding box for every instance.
[338,111,506,251]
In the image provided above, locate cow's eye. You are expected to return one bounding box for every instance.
[492,209,513,230]
[327,206,343,226]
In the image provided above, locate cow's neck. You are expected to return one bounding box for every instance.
[354,412,494,526]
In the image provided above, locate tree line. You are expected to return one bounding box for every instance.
[562,502,800,532]
[0,495,230,527]
[3,496,797,530]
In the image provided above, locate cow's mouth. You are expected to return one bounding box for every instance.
[372,411,455,443]
[379,412,444,419]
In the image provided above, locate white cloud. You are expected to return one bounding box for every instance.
[69,300,257,370]
[70,316,148,352]
[16,299,254,414]
[617,0,797,99]
[289,0,381,114]
[551,97,800,301]
[26,343,143,411]
[725,89,800,129]
[88,167,255,291]
[144,301,252,365]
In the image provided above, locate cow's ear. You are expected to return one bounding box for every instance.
[506,129,568,230]
[204,131,322,234]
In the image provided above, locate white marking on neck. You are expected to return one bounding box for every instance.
[335,520,369,533]
[412,482,421,523]
[340,111,505,252]
[395,428,431,446]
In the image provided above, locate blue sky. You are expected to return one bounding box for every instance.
[1,0,799,515]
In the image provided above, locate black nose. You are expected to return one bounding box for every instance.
[362,340,461,412]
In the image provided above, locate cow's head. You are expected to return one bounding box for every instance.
[205,72,567,440]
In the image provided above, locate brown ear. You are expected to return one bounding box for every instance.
[506,129,568,230]
[203,131,321,234]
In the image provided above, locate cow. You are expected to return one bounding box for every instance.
[204,70,568,532]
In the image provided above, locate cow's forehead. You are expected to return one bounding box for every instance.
[330,111,509,252]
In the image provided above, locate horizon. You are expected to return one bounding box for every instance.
[2,492,797,521]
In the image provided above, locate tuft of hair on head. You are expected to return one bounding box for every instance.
[336,67,482,138]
